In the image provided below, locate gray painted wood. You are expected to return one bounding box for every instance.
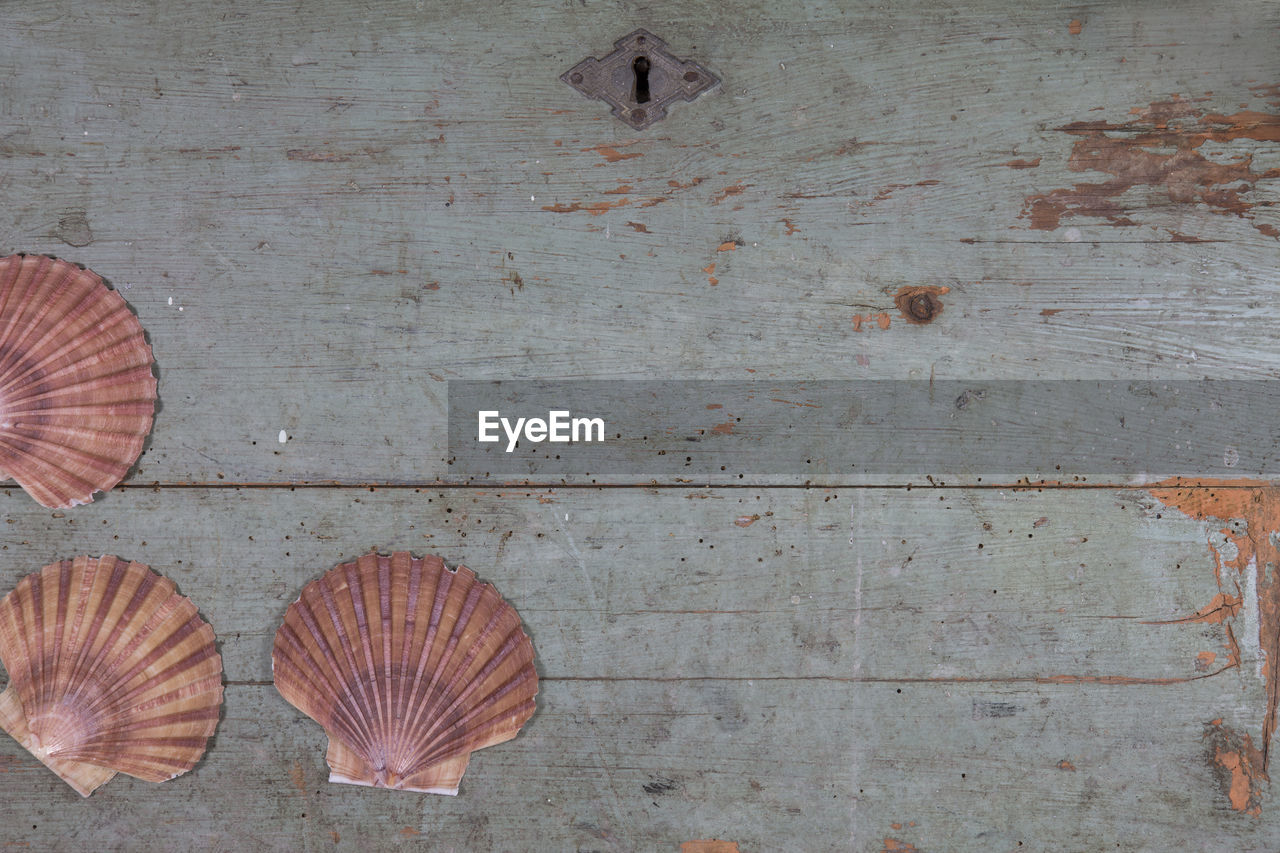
[0,1,1278,484]
[0,0,1278,849]
[0,487,1271,850]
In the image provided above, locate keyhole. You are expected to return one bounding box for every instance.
[632,55,651,104]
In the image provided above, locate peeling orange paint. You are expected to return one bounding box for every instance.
[1058,759,1076,771]
[1004,157,1041,169]
[734,514,760,527]
[883,840,919,852]
[604,184,633,195]
[1150,478,1280,794]
[542,199,630,215]
[711,422,735,435]
[1022,93,1280,238]
[400,827,420,837]
[680,842,740,853]
[782,218,799,235]
[852,312,892,331]
[1205,720,1267,814]
[1143,591,1241,625]
[711,183,749,205]
[625,221,649,233]
[584,144,643,163]
[1068,18,1083,35]
[717,241,737,252]
[1197,651,1218,671]
[289,761,306,794]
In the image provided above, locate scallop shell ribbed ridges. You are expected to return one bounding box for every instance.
[0,555,224,796]
[0,254,157,508]
[272,552,538,795]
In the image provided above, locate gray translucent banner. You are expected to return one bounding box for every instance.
[446,380,1280,484]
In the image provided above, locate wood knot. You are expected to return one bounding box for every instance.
[893,285,950,324]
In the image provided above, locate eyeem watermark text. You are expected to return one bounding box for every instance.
[478,410,606,452]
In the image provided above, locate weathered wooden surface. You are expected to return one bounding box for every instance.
[0,487,1273,851]
[1,0,1279,849]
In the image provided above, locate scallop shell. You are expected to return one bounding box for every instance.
[0,254,157,508]
[272,552,538,795]
[0,555,224,796]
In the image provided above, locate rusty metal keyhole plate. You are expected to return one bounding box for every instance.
[561,29,719,130]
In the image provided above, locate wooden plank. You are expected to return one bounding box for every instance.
[1,677,1269,852]
[0,2,1275,484]
[0,486,1271,848]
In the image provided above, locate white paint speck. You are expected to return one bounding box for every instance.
[168,297,173,305]
[278,430,288,444]
[1244,556,1263,679]
[178,306,184,312]
[1224,446,1240,468]
[1063,227,1082,242]
[530,195,536,201]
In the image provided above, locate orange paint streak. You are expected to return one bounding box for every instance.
[711,422,735,435]
[289,761,306,794]
[782,218,799,235]
[1142,591,1241,625]
[734,514,760,527]
[1004,157,1042,169]
[541,199,630,215]
[711,183,749,205]
[883,840,919,852]
[584,144,643,163]
[717,241,737,252]
[680,843,740,853]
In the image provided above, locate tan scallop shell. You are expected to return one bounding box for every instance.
[273,552,538,794]
[0,555,223,796]
[0,254,157,508]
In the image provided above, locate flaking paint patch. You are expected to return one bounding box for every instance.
[882,840,919,852]
[710,183,749,205]
[1204,720,1267,814]
[541,199,630,215]
[680,842,740,853]
[1149,478,1280,800]
[583,143,644,163]
[852,313,892,331]
[1021,93,1280,238]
